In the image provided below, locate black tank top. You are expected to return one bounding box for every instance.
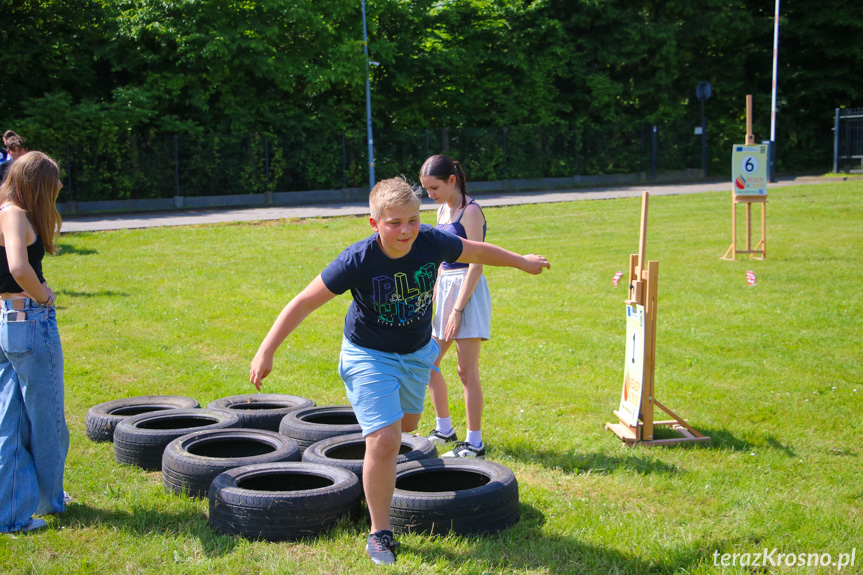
[437,199,486,271]
[0,231,46,293]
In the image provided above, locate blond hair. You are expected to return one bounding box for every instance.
[369,177,421,221]
[0,152,63,254]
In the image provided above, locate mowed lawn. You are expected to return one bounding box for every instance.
[1,180,861,574]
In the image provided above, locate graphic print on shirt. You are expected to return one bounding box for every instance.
[371,263,436,326]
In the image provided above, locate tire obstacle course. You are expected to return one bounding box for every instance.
[87,392,520,541]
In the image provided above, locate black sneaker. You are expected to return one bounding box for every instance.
[443,441,486,459]
[426,428,457,445]
[366,530,400,565]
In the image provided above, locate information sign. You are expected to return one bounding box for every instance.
[617,304,645,427]
[732,145,769,196]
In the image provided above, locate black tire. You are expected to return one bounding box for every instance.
[302,432,437,478]
[85,395,200,443]
[162,429,301,498]
[278,405,362,452]
[208,462,362,541]
[390,459,520,536]
[113,409,241,471]
[206,394,315,431]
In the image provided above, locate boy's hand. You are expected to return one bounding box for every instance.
[521,254,551,275]
[250,351,273,391]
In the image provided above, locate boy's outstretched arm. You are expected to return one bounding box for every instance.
[250,275,337,390]
[457,239,551,274]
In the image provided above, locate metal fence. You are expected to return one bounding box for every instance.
[833,108,863,173]
[48,122,703,204]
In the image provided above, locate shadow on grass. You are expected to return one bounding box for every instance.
[57,243,97,256]
[57,289,129,298]
[594,425,797,458]
[496,445,682,475]
[55,503,240,558]
[693,427,797,457]
[406,503,720,574]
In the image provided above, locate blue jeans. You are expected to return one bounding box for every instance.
[0,299,68,532]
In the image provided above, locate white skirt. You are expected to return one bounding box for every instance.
[432,268,491,341]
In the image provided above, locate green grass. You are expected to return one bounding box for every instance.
[2,181,862,574]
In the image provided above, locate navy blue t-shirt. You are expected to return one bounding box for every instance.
[321,224,463,354]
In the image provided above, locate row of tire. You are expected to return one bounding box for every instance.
[85,394,520,541]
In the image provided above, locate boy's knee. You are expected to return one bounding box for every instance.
[365,425,401,456]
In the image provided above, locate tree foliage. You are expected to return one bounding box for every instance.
[0,0,859,198]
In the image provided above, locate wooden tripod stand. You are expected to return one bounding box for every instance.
[722,95,768,261]
[605,192,711,446]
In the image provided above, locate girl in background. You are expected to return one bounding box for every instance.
[0,152,68,533]
[420,155,490,458]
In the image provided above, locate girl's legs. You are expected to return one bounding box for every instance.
[0,305,67,530]
[0,359,40,531]
[427,337,454,431]
[401,412,421,433]
[455,338,483,444]
[18,309,68,515]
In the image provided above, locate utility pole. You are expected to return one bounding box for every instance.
[362,0,375,189]
[769,0,780,182]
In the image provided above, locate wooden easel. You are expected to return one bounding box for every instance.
[722,95,767,260]
[606,192,711,446]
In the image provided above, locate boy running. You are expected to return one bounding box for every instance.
[250,177,549,565]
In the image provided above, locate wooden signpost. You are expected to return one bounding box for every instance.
[723,95,768,260]
[606,191,711,446]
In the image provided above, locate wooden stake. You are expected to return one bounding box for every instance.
[746,202,752,252]
[640,260,658,441]
[746,95,755,145]
[637,192,648,273]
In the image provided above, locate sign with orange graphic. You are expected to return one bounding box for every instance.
[731,145,768,196]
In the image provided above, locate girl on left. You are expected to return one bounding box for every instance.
[0,151,68,533]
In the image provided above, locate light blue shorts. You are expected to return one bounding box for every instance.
[338,337,440,436]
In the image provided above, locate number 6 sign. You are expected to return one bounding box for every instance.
[732,145,769,196]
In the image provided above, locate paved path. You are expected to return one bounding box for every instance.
[60,176,832,233]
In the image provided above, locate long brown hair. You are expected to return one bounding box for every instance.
[420,155,467,208]
[0,152,63,254]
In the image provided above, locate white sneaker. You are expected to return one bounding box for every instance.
[442,441,486,459]
[426,428,457,445]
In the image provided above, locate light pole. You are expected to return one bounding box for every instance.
[769,0,780,182]
[362,0,375,190]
